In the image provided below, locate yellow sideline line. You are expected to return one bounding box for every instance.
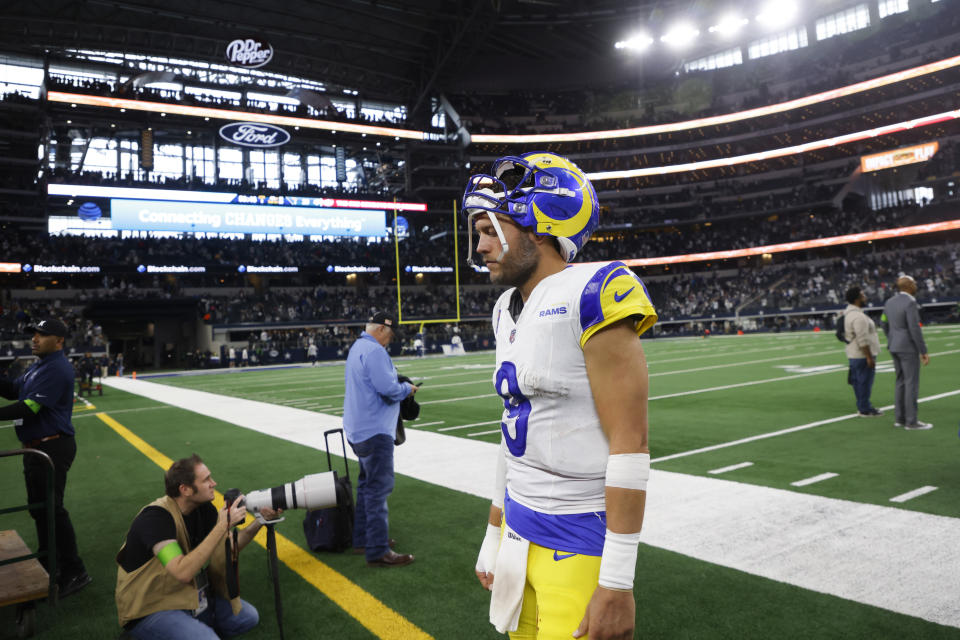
[95,412,432,640]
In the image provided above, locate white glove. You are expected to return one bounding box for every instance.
[475,523,501,590]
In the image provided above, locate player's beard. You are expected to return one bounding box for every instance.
[490,231,538,288]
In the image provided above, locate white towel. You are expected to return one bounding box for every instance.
[489,522,529,633]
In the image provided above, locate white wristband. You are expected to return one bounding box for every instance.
[605,453,650,491]
[598,528,642,591]
[476,523,501,580]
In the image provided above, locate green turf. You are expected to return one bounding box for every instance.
[1,327,959,638]
[152,327,960,515]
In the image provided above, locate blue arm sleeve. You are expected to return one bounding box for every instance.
[365,349,409,402]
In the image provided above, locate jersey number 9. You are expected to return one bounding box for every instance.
[495,361,530,457]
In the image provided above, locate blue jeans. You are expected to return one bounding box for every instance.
[848,358,876,413]
[129,597,258,639]
[349,433,395,561]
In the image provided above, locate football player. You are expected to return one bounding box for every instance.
[465,152,656,640]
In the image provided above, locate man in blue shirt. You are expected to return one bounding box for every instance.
[342,311,418,567]
[0,318,91,598]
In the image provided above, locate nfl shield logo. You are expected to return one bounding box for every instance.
[509,329,516,343]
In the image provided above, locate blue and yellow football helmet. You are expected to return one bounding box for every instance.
[463,151,599,263]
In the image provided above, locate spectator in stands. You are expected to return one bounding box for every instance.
[5,356,25,381]
[841,286,882,417]
[882,275,932,430]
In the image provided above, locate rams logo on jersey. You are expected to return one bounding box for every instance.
[537,305,568,319]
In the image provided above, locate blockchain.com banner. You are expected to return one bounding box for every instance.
[110,199,387,237]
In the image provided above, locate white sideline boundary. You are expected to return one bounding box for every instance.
[102,377,960,630]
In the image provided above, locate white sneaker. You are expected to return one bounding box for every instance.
[893,422,905,428]
[904,421,933,430]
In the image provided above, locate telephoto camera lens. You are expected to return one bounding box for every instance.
[244,472,338,514]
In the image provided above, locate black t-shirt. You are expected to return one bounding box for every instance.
[118,502,218,573]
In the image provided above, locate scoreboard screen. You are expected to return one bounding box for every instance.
[46,184,426,240]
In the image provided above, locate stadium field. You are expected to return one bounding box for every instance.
[1,327,958,639]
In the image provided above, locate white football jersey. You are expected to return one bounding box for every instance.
[492,261,657,516]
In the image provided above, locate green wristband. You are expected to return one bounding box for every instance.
[157,541,184,567]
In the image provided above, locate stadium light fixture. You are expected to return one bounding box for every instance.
[708,14,749,36]
[615,33,655,51]
[470,56,960,144]
[660,24,700,48]
[756,1,797,27]
[615,220,960,267]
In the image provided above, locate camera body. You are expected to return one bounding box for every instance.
[223,488,245,510]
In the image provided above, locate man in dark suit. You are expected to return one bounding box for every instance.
[882,275,932,430]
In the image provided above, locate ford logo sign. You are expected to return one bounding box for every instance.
[225,38,273,69]
[219,122,290,148]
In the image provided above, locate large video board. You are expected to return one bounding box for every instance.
[47,184,426,240]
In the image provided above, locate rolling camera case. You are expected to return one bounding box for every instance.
[303,428,355,552]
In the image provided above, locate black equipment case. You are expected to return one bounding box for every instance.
[303,429,355,552]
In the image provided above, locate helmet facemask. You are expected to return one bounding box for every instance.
[463,152,598,266]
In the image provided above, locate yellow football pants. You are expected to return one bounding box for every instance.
[508,541,601,640]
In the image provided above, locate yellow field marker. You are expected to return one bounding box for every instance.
[96,412,432,640]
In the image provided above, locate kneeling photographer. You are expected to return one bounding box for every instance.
[115,454,281,639]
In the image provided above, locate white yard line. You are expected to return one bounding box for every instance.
[419,393,499,405]
[469,430,502,437]
[791,472,839,487]
[653,388,960,463]
[101,377,960,629]
[73,405,175,418]
[651,350,838,377]
[261,391,345,401]
[416,379,491,390]
[929,348,960,357]
[648,344,796,365]
[438,420,501,432]
[409,421,445,428]
[650,370,839,400]
[708,462,753,474]
[650,348,960,400]
[890,486,938,503]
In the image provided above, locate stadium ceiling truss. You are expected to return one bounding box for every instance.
[0,0,672,112]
